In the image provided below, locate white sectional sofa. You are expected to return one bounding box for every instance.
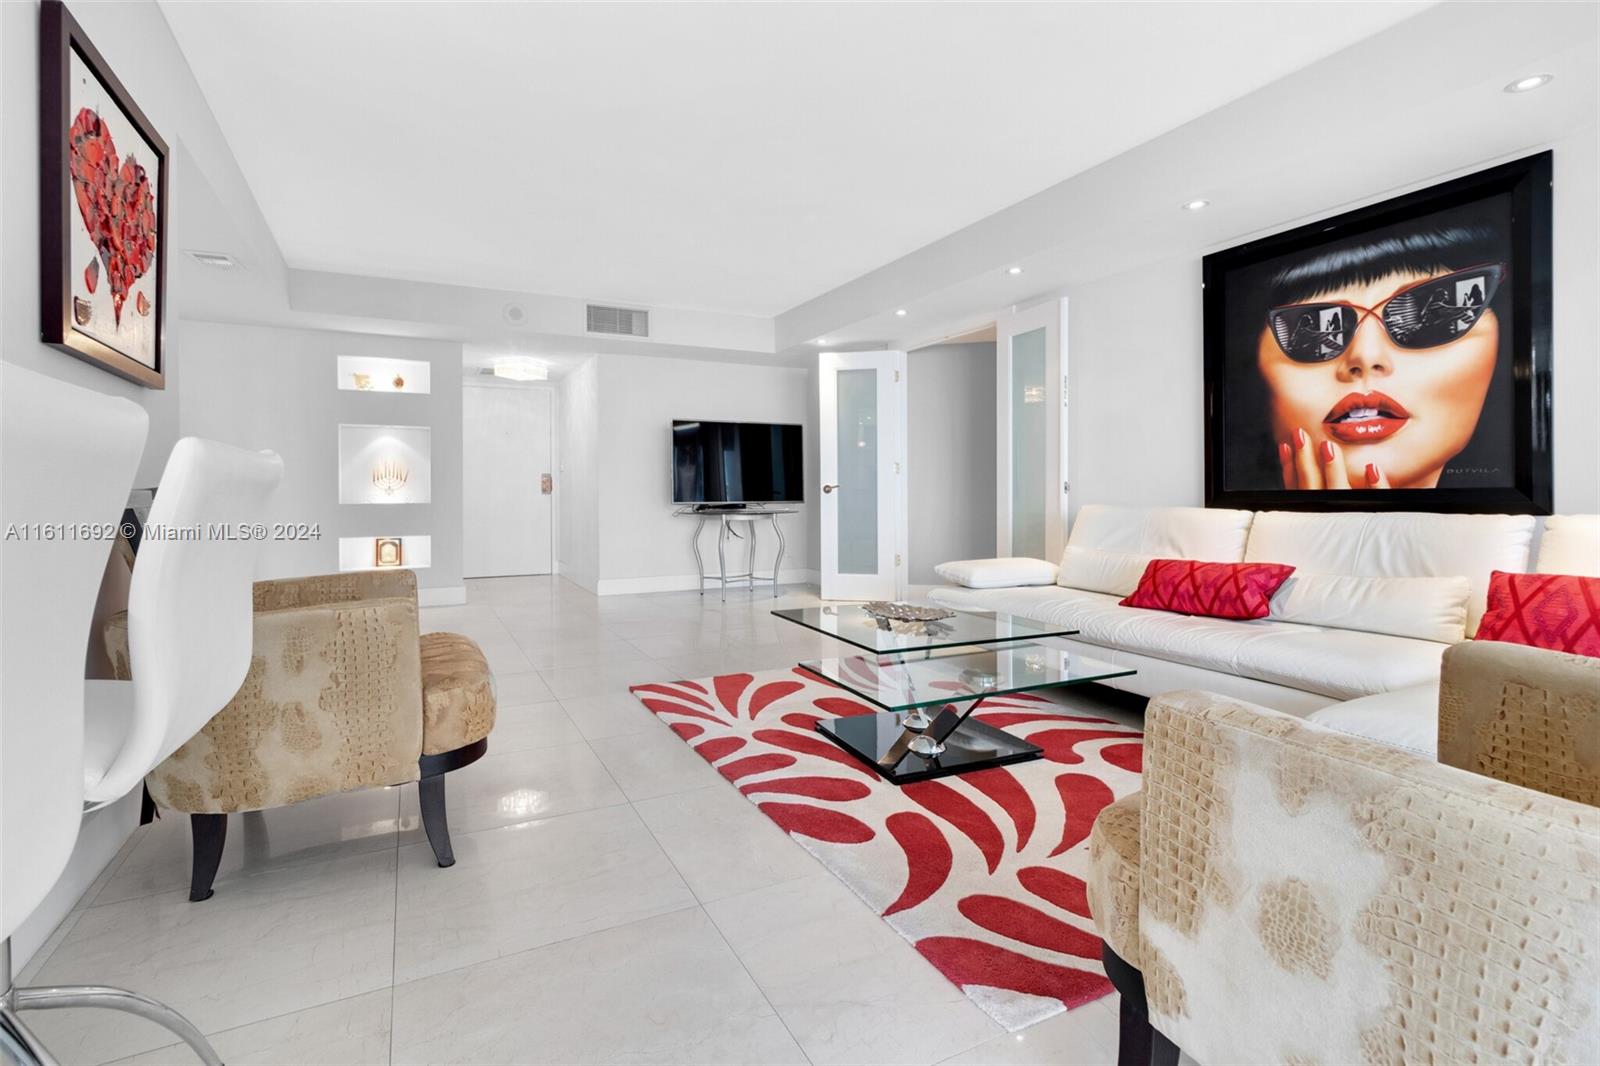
[931,507,1599,756]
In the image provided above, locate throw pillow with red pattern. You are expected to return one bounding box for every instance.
[1119,559,1295,621]
[1476,571,1600,657]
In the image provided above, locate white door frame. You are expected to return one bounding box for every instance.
[462,377,559,578]
[818,350,907,601]
[995,298,1069,562]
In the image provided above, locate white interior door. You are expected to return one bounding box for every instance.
[463,382,553,577]
[996,299,1068,563]
[819,351,905,600]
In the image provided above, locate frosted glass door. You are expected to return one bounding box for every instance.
[1010,327,1047,560]
[836,370,879,574]
[820,351,904,600]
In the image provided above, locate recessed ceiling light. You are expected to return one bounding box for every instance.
[894,309,908,317]
[1182,199,1211,212]
[491,357,548,382]
[1504,74,1554,93]
[185,249,236,269]
[1006,266,1023,276]
[814,338,829,345]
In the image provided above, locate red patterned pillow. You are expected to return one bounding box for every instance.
[1119,559,1295,620]
[1476,571,1600,656]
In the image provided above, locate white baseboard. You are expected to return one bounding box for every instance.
[596,568,819,597]
[418,585,467,607]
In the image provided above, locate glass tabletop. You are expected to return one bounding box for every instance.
[773,604,1075,655]
[798,643,1136,712]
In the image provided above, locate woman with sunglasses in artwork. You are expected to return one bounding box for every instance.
[1256,225,1507,490]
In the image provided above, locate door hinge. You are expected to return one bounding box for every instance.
[893,461,901,474]
[893,369,900,383]
[895,553,902,567]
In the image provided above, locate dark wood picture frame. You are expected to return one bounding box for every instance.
[40,0,168,389]
[1203,152,1553,515]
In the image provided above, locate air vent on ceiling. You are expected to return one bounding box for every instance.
[586,304,649,337]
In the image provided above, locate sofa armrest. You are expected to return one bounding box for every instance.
[1135,689,1599,1066]
[126,595,424,814]
[251,568,419,611]
[1438,639,1599,804]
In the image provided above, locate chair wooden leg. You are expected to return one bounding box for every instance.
[1151,1029,1181,1066]
[188,814,227,902]
[418,775,455,868]
[1102,940,1178,1066]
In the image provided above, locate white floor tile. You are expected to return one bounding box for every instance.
[559,690,662,740]
[634,785,823,904]
[110,989,393,1066]
[398,744,626,834]
[27,850,397,1064]
[93,787,403,906]
[706,873,1003,1065]
[393,804,697,983]
[589,723,725,802]
[487,700,586,754]
[390,909,806,1065]
[940,999,1119,1065]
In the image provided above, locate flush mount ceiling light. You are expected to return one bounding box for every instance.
[491,357,548,382]
[814,338,829,345]
[185,249,236,269]
[1182,198,1211,211]
[1504,74,1554,93]
[1006,266,1023,276]
[894,309,908,317]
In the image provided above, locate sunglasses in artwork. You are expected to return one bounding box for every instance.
[1268,263,1506,363]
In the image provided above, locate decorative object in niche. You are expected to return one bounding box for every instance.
[335,356,431,394]
[371,460,409,497]
[338,424,431,504]
[374,538,403,567]
[40,0,168,388]
[1204,152,1552,515]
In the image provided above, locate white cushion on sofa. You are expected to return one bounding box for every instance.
[1244,511,1534,636]
[1066,504,1254,561]
[934,557,1058,589]
[1228,627,1446,701]
[1306,683,1440,756]
[1268,573,1470,644]
[929,583,1120,630]
[1537,514,1600,576]
[1056,546,1155,596]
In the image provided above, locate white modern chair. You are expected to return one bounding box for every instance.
[0,364,283,1066]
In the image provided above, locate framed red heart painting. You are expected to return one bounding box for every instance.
[40,0,168,389]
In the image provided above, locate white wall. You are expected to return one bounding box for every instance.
[1062,125,1600,521]
[557,358,600,591]
[907,342,996,582]
[593,353,812,593]
[178,322,466,599]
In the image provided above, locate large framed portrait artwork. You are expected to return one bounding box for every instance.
[39,0,168,389]
[1203,153,1552,514]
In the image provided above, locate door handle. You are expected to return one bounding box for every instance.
[822,483,839,494]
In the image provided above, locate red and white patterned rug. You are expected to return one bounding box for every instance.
[629,667,1143,1031]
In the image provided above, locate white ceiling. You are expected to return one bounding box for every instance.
[161,1,1431,320]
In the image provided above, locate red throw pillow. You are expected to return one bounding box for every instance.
[1119,559,1295,620]
[1476,571,1600,656]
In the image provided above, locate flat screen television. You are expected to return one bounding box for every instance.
[672,420,803,504]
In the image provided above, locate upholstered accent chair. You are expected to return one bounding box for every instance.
[1086,687,1600,1066]
[106,569,495,900]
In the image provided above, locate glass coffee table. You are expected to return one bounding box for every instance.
[772,605,1135,784]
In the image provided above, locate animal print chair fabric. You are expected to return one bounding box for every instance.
[1091,689,1600,1065]
[1438,639,1599,806]
[105,569,495,813]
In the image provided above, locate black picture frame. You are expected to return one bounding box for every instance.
[1203,152,1552,515]
[40,0,168,389]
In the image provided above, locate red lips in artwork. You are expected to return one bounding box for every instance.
[68,107,157,327]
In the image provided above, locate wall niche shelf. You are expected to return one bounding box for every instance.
[339,423,432,505]
[337,355,431,395]
[338,535,432,572]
